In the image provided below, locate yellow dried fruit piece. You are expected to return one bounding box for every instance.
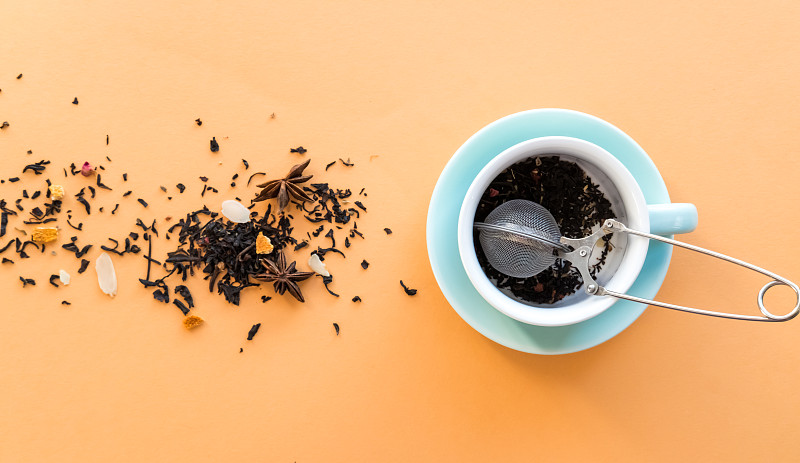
[183,315,204,330]
[49,185,65,200]
[256,232,274,254]
[31,227,58,243]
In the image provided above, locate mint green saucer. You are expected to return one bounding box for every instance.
[426,109,673,354]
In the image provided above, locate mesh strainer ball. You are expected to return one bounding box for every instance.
[476,199,563,278]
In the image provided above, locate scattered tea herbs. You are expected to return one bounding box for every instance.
[19,276,35,287]
[77,259,90,274]
[183,315,204,330]
[290,146,307,154]
[173,299,190,315]
[384,228,392,235]
[320,275,339,297]
[61,300,71,305]
[474,156,614,304]
[333,322,339,335]
[49,274,60,287]
[352,296,361,302]
[175,285,194,308]
[261,295,272,303]
[242,159,249,169]
[76,196,91,214]
[247,323,261,340]
[195,118,202,126]
[325,161,336,171]
[22,160,50,175]
[2,258,13,264]
[210,137,219,152]
[339,158,353,167]
[254,252,314,302]
[253,159,313,211]
[72,98,79,105]
[400,280,417,296]
[96,174,112,190]
[361,259,369,269]
[0,122,9,130]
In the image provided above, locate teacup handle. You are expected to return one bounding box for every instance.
[560,220,800,322]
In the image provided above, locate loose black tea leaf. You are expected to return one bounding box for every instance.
[344,237,350,248]
[2,258,13,264]
[31,191,41,200]
[17,74,22,79]
[261,295,272,303]
[199,176,208,182]
[339,158,353,167]
[123,173,128,182]
[247,323,261,340]
[290,146,307,154]
[333,323,340,335]
[49,274,60,287]
[0,212,7,237]
[195,118,202,126]
[172,299,190,315]
[78,259,90,274]
[106,135,109,145]
[160,186,167,192]
[400,280,417,296]
[96,174,112,190]
[137,199,148,208]
[76,196,90,214]
[384,228,392,235]
[242,159,249,169]
[22,160,50,175]
[361,259,369,269]
[153,288,169,303]
[320,275,339,297]
[122,191,132,197]
[247,172,265,186]
[19,276,36,287]
[8,177,20,182]
[352,296,361,302]
[175,285,194,308]
[354,201,366,211]
[111,204,119,215]
[61,301,71,305]
[0,122,9,130]
[72,97,79,105]
[176,183,186,193]
[210,137,219,152]
[325,161,336,171]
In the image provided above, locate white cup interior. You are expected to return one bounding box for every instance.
[457,137,650,326]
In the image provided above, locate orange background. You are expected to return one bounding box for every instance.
[2,1,800,461]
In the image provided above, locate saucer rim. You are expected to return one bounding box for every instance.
[426,108,673,355]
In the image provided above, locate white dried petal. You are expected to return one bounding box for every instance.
[308,253,330,277]
[221,200,251,223]
[95,252,117,297]
[59,269,71,285]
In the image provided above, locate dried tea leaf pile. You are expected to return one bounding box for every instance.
[474,156,614,304]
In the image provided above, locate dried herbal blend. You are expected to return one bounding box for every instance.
[473,156,613,304]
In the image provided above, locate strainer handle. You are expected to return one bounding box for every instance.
[594,220,800,322]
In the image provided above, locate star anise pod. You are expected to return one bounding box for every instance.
[253,159,313,211]
[253,251,314,302]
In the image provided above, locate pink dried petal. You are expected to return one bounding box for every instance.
[488,188,499,198]
[80,162,94,176]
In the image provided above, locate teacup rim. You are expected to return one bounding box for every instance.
[457,136,650,327]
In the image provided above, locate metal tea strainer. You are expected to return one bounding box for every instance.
[474,199,800,322]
